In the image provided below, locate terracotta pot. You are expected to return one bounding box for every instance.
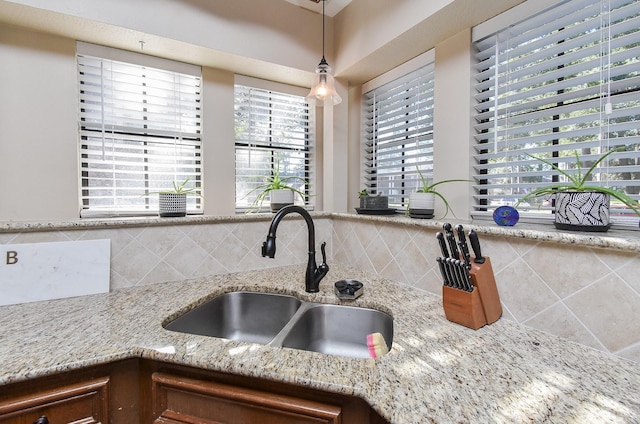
[554,191,610,232]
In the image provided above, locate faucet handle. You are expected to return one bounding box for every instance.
[317,241,329,278]
[262,236,276,258]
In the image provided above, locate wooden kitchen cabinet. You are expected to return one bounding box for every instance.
[151,371,343,424]
[0,359,386,424]
[142,362,388,424]
[0,360,139,424]
[0,376,109,424]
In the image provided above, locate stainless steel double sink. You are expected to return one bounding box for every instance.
[164,292,393,359]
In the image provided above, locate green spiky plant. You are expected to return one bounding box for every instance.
[160,177,202,196]
[143,177,203,197]
[516,146,640,216]
[243,155,308,213]
[413,167,472,218]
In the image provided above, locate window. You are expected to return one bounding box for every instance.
[77,42,202,218]
[234,77,314,212]
[473,0,640,225]
[361,52,435,209]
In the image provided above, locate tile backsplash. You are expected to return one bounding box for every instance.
[2,216,639,363]
[331,218,640,363]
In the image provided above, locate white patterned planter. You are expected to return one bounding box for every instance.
[159,193,187,217]
[554,191,610,232]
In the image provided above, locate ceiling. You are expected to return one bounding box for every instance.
[282,0,351,17]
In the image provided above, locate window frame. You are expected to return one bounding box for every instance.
[471,0,640,227]
[77,42,203,218]
[234,75,315,213]
[361,50,436,210]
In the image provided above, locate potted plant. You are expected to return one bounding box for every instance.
[358,189,389,210]
[516,147,640,232]
[244,155,308,213]
[409,168,470,219]
[154,178,202,217]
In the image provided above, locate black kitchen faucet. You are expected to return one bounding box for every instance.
[261,205,329,293]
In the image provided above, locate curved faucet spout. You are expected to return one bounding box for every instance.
[261,205,329,293]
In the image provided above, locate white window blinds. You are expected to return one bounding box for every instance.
[362,59,435,209]
[472,0,640,225]
[234,80,314,211]
[77,43,202,218]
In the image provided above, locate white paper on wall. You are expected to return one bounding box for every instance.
[0,239,110,306]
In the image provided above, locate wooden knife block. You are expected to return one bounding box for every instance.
[442,256,502,330]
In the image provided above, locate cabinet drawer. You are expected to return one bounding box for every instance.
[0,376,109,424]
[152,372,342,424]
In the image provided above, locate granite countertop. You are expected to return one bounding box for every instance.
[1,264,639,423]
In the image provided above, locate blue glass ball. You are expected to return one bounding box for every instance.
[493,206,520,226]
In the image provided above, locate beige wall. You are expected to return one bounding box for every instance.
[0,0,325,87]
[0,0,528,221]
[333,0,523,82]
[433,28,474,220]
[0,25,240,221]
[201,67,236,216]
[0,26,78,221]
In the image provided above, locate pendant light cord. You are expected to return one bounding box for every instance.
[322,0,326,59]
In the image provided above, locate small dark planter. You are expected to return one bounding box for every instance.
[359,195,388,209]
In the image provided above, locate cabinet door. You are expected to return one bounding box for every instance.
[152,372,342,424]
[0,377,109,424]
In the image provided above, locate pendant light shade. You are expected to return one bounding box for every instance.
[307,57,342,106]
[306,0,341,107]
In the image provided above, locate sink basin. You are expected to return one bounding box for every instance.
[164,291,393,358]
[164,292,302,344]
[280,304,393,359]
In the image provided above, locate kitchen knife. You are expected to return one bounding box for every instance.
[456,225,472,269]
[454,260,470,291]
[466,267,475,292]
[436,232,449,258]
[436,257,449,286]
[446,258,461,289]
[451,259,464,290]
[446,231,460,260]
[468,230,486,264]
[443,257,456,288]
[457,259,474,292]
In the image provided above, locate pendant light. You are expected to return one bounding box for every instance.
[306,0,342,106]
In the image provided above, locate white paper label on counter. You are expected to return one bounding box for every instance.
[0,239,110,306]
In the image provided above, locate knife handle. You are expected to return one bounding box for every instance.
[436,232,449,258]
[469,230,485,264]
[446,258,460,289]
[456,225,471,267]
[446,232,460,260]
[436,257,449,286]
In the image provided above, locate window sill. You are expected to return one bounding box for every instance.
[2,211,638,253]
[332,212,640,253]
[0,212,333,234]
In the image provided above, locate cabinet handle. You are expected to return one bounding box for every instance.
[34,417,49,424]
